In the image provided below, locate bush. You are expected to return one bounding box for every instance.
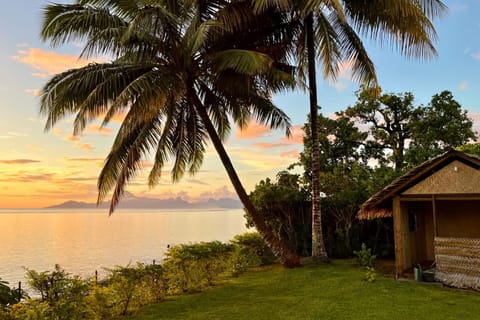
[163,241,234,294]
[353,243,376,267]
[0,278,22,308]
[229,233,276,275]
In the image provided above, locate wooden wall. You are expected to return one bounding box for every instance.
[437,200,480,238]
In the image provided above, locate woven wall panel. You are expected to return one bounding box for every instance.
[435,237,480,290]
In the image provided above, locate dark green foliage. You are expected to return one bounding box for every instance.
[342,87,419,171]
[0,278,22,308]
[407,91,477,166]
[457,143,480,157]
[248,171,311,256]
[344,88,477,170]
[163,241,235,294]
[230,232,277,274]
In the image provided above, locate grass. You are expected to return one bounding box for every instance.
[130,260,480,320]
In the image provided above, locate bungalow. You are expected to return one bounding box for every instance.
[358,150,480,290]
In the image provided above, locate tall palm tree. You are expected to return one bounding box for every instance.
[40,0,301,267]
[253,0,446,261]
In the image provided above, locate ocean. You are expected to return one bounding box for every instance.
[0,208,249,287]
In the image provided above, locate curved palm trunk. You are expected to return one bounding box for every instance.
[306,14,328,262]
[192,95,301,268]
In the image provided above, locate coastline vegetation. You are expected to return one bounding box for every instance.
[0,233,274,319]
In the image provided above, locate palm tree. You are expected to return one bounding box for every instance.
[253,0,446,261]
[40,0,301,267]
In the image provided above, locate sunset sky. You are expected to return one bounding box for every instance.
[1,1,479,208]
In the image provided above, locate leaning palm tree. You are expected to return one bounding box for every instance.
[253,0,446,261]
[40,0,301,266]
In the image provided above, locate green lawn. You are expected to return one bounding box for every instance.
[130,260,480,320]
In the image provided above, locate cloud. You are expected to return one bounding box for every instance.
[12,48,102,78]
[53,128,62,136]
[77,142,95,151]
[459,81,469,91]
[66,134,80,142]
[280,148,300,158]
[252,142,291,149]
[0,159,41,164]
[187,179,209,186]
[62,133,96,151]
[235,121,270,140]
[198,185,237,200]
[280,125,304,144]
[472,52,480,60]
[86,124,113,135]
[327,59,355,92]
[27,144,45,152]
[65,157,104,163]
[467,111,480,139]
[26,88,41,96]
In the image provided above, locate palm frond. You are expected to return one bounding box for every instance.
[212,49,274,75]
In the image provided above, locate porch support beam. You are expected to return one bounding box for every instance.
[393,196,404,278]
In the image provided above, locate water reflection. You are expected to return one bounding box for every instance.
[0,209,248,285]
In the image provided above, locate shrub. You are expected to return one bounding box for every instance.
[353,243,376,267]
[231,233,276,266]
[14,265,94,320]
[364,267,377,282]
[104,264,148,316]
[0,278,22,308]
[163,241,234,294]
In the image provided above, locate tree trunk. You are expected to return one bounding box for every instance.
[192,95,301,268]
[306,14,328,262]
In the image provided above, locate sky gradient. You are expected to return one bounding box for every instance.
[1,1,479,208]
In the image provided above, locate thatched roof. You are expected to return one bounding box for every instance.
[358,150,480,220]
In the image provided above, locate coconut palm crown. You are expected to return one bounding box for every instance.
[40,0,302,266]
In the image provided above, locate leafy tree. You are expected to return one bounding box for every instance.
[300,114,368,177]
[457,143,480,157]
[343,87,419,171]
[248,171,311,256]
[345,88,477,169]
[40,1,300,266]
[407,90,477,165]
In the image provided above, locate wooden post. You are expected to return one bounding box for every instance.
[432,195,437,237]
[18,281,21,300]
[393,196,404,278]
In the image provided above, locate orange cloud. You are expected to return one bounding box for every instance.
[66,134,80,142]
[65,157,104,163]
[235,121,270,140]
[86,124,113,135]
[27,144,45,152]
[0,159,41,164]
[12,48,97,77]
[253,142,290,149]
[62,134,95,150]
[280,148,300,158]
[77,142,95,151]
[281,125,304,144]
[25,88,41,96]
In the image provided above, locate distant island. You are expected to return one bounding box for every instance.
[45,191,243,210]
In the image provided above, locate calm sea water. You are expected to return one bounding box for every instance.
[0,208,249,287]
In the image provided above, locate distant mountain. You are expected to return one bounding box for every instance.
[45,193,243,210]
